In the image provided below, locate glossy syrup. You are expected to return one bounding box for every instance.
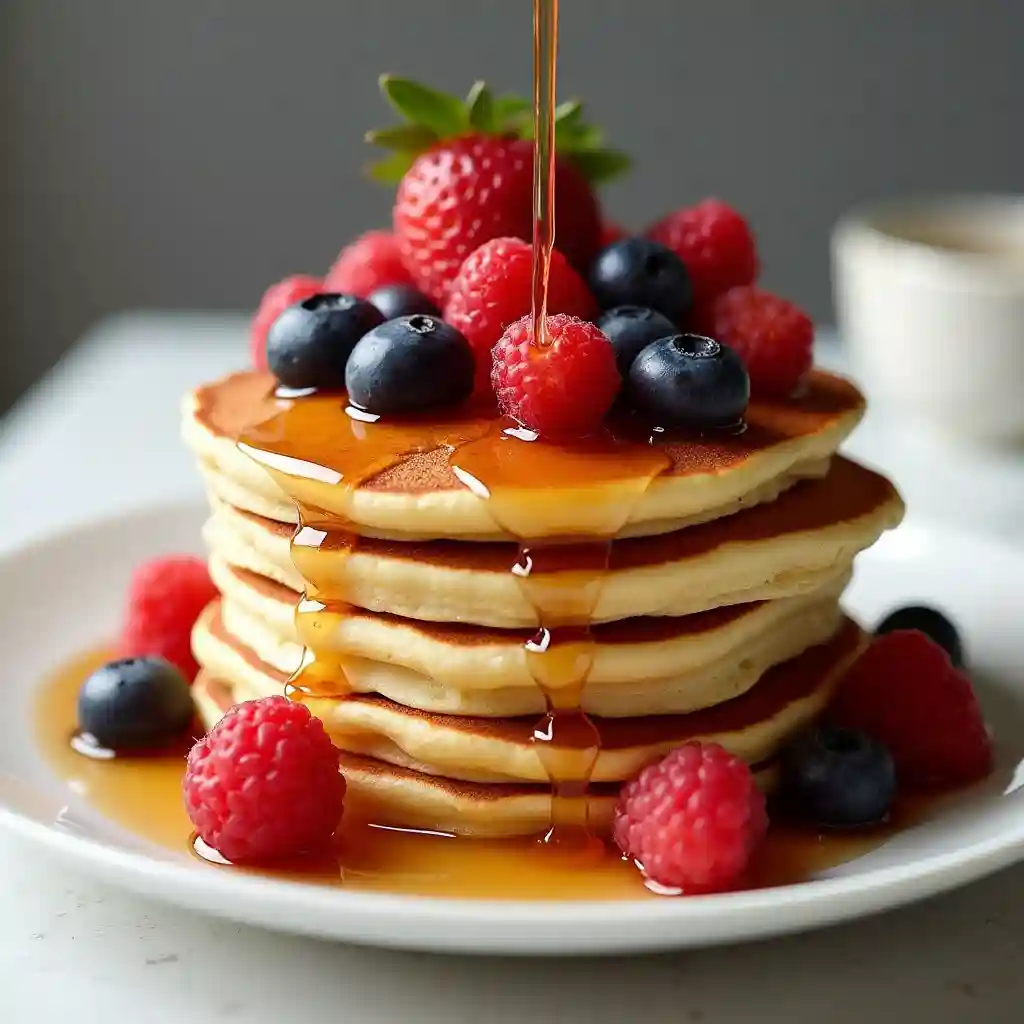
[36,649,928,899]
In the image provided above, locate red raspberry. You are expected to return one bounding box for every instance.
[830,631,993,792]
[324,230,413,298]
[491,314,620,438]
[599,220,627,248]
[184,696,345,862]
[647,199,758,304]
[250,275,323,370]
[614,742,767,893]
[704,285,813,398]
[119,556,218,682]
[444,238,596,394]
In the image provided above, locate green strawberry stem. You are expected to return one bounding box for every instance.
[366,75,630,186]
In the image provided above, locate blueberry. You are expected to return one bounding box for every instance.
[345,315,475,415]
[626,334,749,429]
[368,284,440,321]
[266,292,385,390]
[782,726,896,827]
[588,237,693,325]
[596,306,678,378]
[77,656,194,751]
[877,605,964,668]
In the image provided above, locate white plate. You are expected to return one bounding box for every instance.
[1,503,1023,955]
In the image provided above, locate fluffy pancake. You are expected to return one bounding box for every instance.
[201,457,902,627]
[182,369,865,541]
[197,587,846,716]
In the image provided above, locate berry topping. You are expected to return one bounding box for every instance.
[183,696,344,863]
[647,199,758,304]
[588,237,693,326]
[250,275,323,371]
[830,631,993,792]
[345,314,475,415]
[877,605,964,668]
[626,334,749,429]
[614,742,767,894]
[444,237,596,393]
[703,286,813,398]
[324,230,413,298]
[368,283,440,321]
[781,726,896,827]
[491,314,620,438]
[78,657,194,752]
[368,78,628,302]
[119,555,218,681]
[599,220,627,248]
[266,293,385,390]
[596,305,677,378]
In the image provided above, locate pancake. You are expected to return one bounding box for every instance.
[182,368,865,541]
[201,457,903,627]
[192,601,863,783]
[198,588,846,717]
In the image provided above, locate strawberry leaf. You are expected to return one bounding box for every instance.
[466,81,496,132]
[365,124,439,151]
[379,75,468,136]
[566,148,632,184]
[493,93,531,132]
[366,150,416,185]
[553,99,583,127]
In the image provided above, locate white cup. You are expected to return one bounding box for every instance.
[832,196,1024,442]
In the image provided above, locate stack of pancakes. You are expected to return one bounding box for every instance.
[183,369,904,837]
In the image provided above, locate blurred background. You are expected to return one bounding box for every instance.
[2,0,1022,416]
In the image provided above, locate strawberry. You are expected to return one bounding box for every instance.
[366,77,630,304]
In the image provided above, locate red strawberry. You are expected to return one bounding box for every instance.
[367,78,630,304]
[324,230,413,298]
[250,275,322,370]
[599,220,627,248]
[444,237,596,394]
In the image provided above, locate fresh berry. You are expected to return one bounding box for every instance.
[324,230,413,298]
[877,605,964,668]
[599,220,627,248]
[588,237,693,326]
[627,334,749,429]
[345,314,475,414]
[491,314,620,438]
[596,305,677,377]
[444,237,596,392]
[703,286,813,398]
[614,742,767,893]
[266,293,385,390]
[647,199,758,304]
[368,283,440,320]
[782,726,896,827]
[829,631,993,792]
[250,275,323,371]
[183,696,344,863]
[368,78,627,303]
[119,555,218,681]
[78,657,194,751]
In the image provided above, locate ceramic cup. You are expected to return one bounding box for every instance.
[832,196,1024,442]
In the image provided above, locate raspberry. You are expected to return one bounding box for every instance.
[599,220,627,248]
[704,286,813,398]
[646,199,758,304]
[829,631,993,792]
[184,696,345,862]
[614,742,767,893]
[250,275,323,370]
[491,314,620,438]
[119,556,218,682]
[444,238,596,394]
[324,230,413,298]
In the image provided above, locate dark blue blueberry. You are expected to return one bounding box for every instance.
[266,292,385,390]
[345,314,475,415]
[368,284,441,321]
[77,656,194,751]
[782,726,896,827]
[596,306,678,378]
[626,334,749,428]
[877,605,964,668]
[588,237,693,325]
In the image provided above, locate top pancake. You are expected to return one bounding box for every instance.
[182,369,865,541]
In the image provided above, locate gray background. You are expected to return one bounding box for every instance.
[2,0,1021,415]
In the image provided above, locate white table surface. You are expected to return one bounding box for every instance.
[3,312,1024,1023]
